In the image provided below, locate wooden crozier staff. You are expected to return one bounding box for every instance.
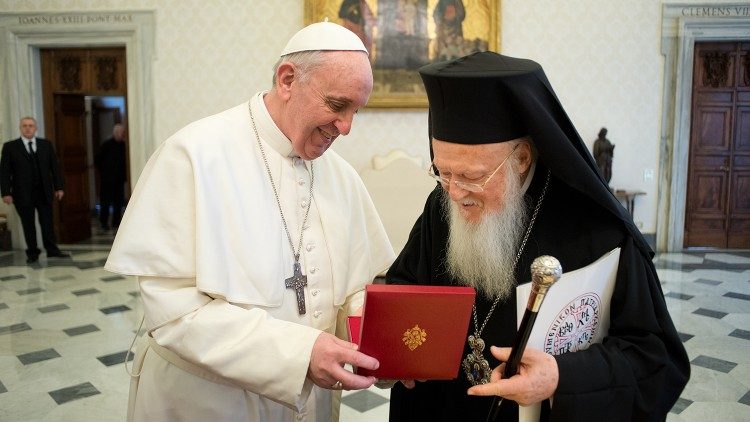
[486,255,562,422]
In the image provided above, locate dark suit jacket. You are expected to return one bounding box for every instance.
[0,137,64,206]
[95,137,127,185]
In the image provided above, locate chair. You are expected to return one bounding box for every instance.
[360,150,436,255]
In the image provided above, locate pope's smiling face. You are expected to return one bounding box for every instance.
[281,51,373,160]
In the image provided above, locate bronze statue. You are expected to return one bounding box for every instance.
[593,127,614,185]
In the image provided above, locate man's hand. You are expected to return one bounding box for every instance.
[308,332,379,391]
[54,190,64,201]
[2,195,12,205]
[467,346,558,406]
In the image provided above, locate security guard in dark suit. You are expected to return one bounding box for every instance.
[0,117,70,263]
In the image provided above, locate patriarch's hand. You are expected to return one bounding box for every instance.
[467,346,558,406]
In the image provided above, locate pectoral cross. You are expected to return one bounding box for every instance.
[462,334,491,385]
[285,258,308,315]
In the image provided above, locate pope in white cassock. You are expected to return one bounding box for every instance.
[105,22,395,421]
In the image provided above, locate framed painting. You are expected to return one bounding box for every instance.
[304,0,500,108]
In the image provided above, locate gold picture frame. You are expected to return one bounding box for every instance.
[304,0,500,108]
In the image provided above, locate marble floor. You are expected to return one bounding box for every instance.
[0,231,748,421]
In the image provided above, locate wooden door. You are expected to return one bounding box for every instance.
[53,94,90,243]
[684,42,750,248]
[39,47,127,243]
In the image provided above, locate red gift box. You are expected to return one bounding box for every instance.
[348,284,475,380]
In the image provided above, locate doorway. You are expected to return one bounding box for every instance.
[88,96,127,227]
[684,41,750,248]
[39,47,128,243]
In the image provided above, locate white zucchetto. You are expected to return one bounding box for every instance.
[280,21,368,57]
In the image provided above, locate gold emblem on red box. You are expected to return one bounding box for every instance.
[402,324,427,351]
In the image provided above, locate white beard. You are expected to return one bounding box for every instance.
[443,164,530,300]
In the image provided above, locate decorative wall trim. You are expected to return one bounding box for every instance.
[658,4,750,252]
[703,51,730,87]
[57,56,81,90]
[96,56,118,91]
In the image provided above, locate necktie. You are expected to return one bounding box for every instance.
[28,141,34,154]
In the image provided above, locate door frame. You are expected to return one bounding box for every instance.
[659,5,750,252]
[0,11,155,248]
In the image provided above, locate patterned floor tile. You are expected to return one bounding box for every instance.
[678,332,695,343]
[99,305,131,315]
[691,355,738,374]
[48,382,100,405]
[0,322,31,335]
[670,397,693,414]
[728,329,750,341]
[703,253,750,265]
[724,292,750,301]
[740,391,750,406]
[49,275,75,282]
[38,304,70,313]
[17,348,61,365]
[694,278,722,286]
[16,287,43,295]
[63,324,100,336]
[341,390,389,412]
[657,253,705,264]
[72,288,100,296]
[96,351,133,367]
[692,308,728,319]
[667,292,695,300]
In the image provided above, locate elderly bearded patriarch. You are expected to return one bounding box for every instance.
[386,51,689,422]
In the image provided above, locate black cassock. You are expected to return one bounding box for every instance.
[386,162,689,421]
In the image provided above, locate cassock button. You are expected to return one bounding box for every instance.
[306,243,315,251]
[301,200,307,208]
[310,267,317,274]
[298,178,305,185]
[312,289,319,296]
[313,310,322,318]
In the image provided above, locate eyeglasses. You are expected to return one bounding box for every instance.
[427,143,520,193]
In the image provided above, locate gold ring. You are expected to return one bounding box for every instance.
[331,380,343,390]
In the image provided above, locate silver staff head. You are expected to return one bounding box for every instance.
[528,256,562,312]
[531,256,563,288]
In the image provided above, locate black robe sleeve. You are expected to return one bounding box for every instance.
[550,237,690,421]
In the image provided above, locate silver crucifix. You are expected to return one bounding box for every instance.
[285,260,308,315]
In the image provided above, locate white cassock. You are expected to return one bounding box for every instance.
[105,92,395,421]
